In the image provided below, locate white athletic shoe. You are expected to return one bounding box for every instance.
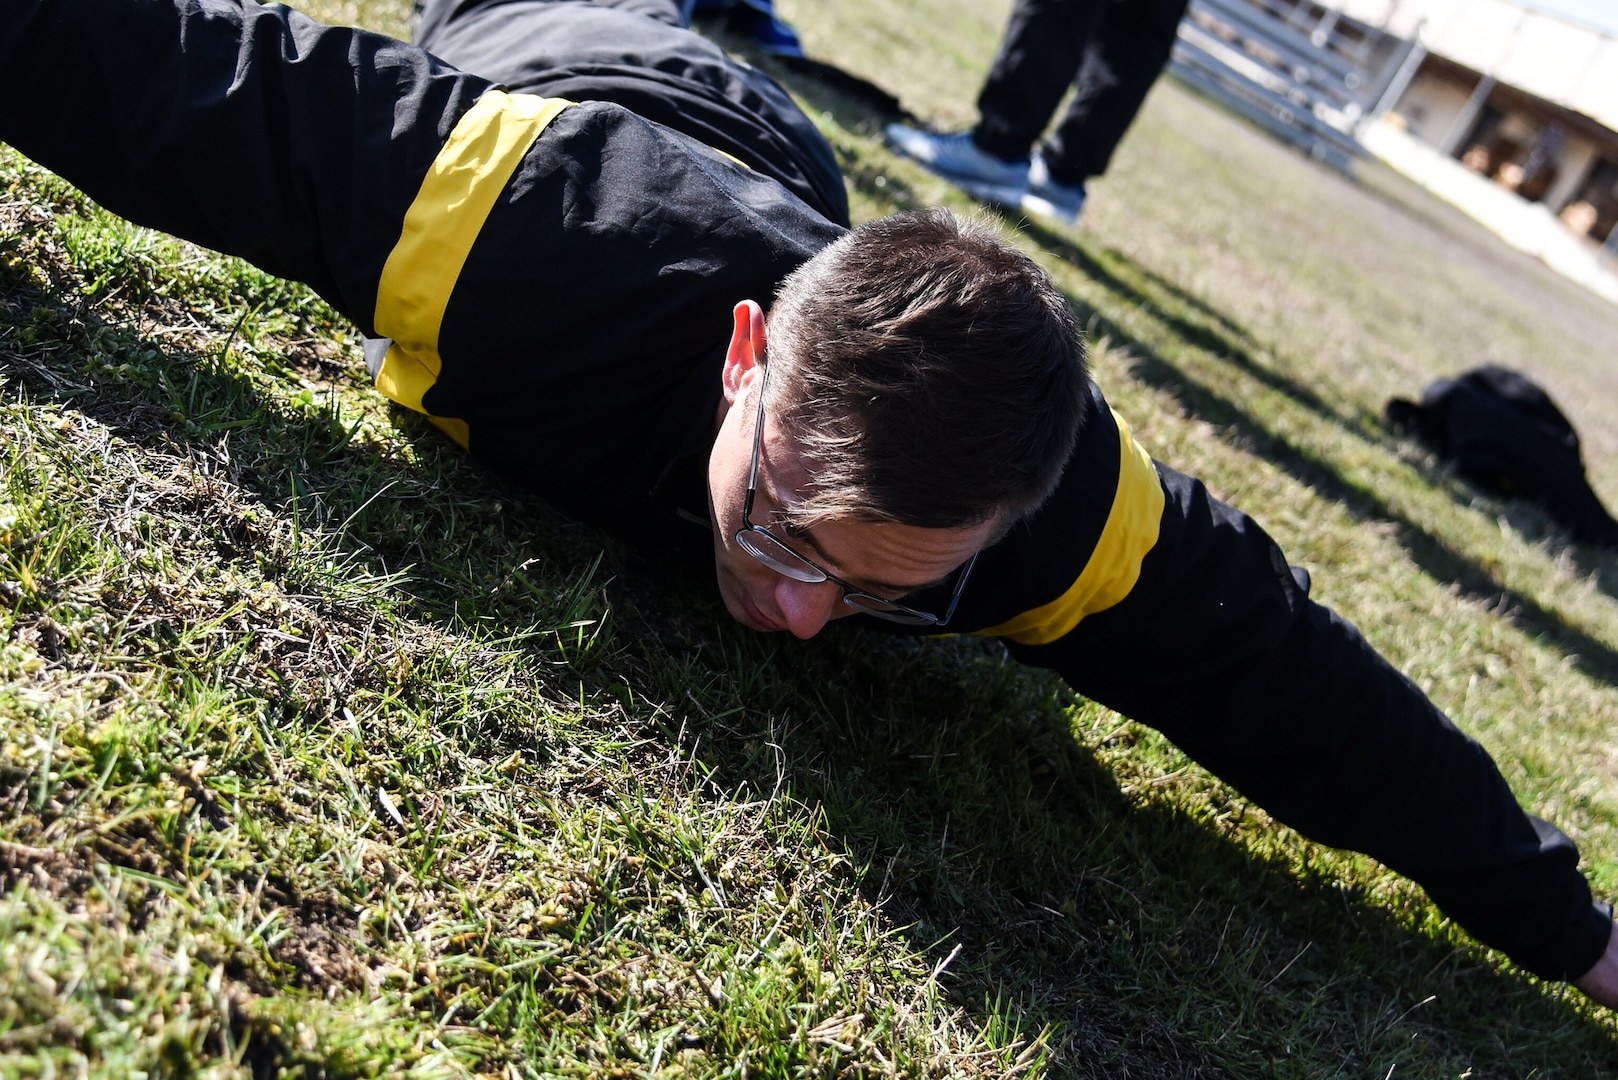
[1022,150,1086,225]
[883,124,1030,209]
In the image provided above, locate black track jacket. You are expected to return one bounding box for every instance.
[0,0,1608,982]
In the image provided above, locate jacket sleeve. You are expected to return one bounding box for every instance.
[0,0,493,329]
[949,387,1613,981]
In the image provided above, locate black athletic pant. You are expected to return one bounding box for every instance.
[973,0,1189,185]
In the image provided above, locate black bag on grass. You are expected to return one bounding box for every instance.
[1386,365,1618,549]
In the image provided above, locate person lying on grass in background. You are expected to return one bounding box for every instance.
[1,0,1613,1008]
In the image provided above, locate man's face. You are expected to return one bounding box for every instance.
[706,301,994,640]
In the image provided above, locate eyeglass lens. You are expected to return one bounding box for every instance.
[735,527,823,583]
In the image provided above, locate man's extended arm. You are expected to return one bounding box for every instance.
[945,387,1614,987]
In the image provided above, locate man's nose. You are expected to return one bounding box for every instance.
[773,576,842,639]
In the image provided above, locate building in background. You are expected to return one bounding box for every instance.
[1350,0,1618,244]
[1172,0,1618,299]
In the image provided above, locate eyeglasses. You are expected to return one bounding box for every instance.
[734,363,978,627]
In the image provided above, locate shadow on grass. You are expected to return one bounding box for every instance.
[693,624,1618,1074]
[1392,453,1618,607]
[6,264,1615,1078]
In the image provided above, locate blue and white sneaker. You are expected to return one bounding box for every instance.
[1022,149,1086,225]
[883,124,1030,210]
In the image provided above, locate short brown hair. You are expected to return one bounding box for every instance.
[765,209,1087,531]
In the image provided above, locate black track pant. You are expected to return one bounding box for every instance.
[973,0,1189,184]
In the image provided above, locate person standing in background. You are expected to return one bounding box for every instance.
[887,0,1189,223]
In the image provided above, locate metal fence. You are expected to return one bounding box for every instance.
[1169,0,1406,172]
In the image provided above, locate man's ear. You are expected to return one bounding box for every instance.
[722,299,768,406]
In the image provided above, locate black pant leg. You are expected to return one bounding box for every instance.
[972,0,1108,161]
[1040,0,1186,183]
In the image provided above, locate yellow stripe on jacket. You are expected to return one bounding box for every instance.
[373,91,574,447]
[975,409,1165,646]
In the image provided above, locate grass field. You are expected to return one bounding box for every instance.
[3,0,1618,1075]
